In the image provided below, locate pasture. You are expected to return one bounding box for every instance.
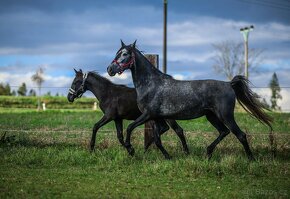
[0,109,289,198]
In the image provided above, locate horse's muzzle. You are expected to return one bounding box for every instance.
[67,94,75,102]
[107,65,116,76]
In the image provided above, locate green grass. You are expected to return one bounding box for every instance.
[0,109,289,198]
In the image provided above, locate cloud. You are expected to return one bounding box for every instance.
[279,89,290,112]
[172,74,185,80]
[101,71,133,86]
[167,51,215,63]
[0,71,72,95]
[0,2,289,110]
[252,87,290,112]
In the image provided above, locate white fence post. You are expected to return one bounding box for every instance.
[42,102,46,111]
[93,102,97,110]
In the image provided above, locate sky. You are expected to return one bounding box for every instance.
[0,0,289,110]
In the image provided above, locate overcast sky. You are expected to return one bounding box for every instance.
[0,0,289,110]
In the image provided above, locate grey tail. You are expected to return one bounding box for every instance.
[231,75,273,130]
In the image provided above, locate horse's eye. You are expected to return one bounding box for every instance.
[123,53,128,56]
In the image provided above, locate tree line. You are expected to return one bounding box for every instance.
[0,82,35,96]
[0,82,61,97]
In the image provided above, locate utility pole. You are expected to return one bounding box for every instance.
[240,25,254,79]
[163,0,167,74]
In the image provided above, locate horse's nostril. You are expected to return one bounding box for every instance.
[107,66,113,74]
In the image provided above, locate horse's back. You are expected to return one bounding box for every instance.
[149,78,235,119]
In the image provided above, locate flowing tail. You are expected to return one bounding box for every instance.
[231,75,273,130]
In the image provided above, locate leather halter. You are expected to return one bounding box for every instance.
[112,52,135,74]
[69,73,88,98]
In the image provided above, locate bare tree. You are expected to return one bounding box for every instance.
[31,67,44,110]
[212,40,263,80]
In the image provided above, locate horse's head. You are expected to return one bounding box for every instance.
[67,69,87,102]
[107,40,136,76]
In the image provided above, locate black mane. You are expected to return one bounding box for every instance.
[134,48,173,80]
[88,71,130,89]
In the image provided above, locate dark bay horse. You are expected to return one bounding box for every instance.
[67,69,189,154]
[107,41,273,160]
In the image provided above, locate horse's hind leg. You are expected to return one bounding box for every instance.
[152,119,171,159]
[114,119,125,146]
[144,120,169,152]
[166,119,189,155]
[206,113,230,159]
[223,114,255,161]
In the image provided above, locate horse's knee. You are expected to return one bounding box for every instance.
[127,124,135,135]
[93,123,100,133]
[221,130,230,137]
[175,127,184,136]
[160,125,169,134]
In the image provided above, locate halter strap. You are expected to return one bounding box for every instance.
[112,52,135,74]
[81,72,88,88]
[69,72,88,98]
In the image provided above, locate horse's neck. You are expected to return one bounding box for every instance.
[86,74,110,102]
[131,51,162,89]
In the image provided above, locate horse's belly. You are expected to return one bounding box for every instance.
[158,102,205,120]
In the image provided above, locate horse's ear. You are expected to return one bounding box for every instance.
[121,39,125,47]
[132,40,137,49]
[79,69,83,73]
[74,68,78,74]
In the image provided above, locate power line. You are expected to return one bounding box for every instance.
[242,0,290,9]
[256,0,290,8]
[238,0,290,11]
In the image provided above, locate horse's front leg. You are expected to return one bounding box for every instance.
[90,116,112,152]
[125,112,150,156]
[114,119,125,146]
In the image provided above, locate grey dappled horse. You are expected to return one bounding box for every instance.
[107,41,272,160]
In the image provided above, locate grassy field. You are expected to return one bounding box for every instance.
[0,109,289,198]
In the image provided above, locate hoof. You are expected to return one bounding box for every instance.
[127,147,135,156]
[207,147,213,160]
[144,148,149,154]
[184,149,190,155]
[248,156,256,162]
[165,154,172,160]
[207,153,213,160]
[89,144,95,153]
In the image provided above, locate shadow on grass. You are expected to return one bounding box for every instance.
[0,134,87,149]
[1,133,289,163]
